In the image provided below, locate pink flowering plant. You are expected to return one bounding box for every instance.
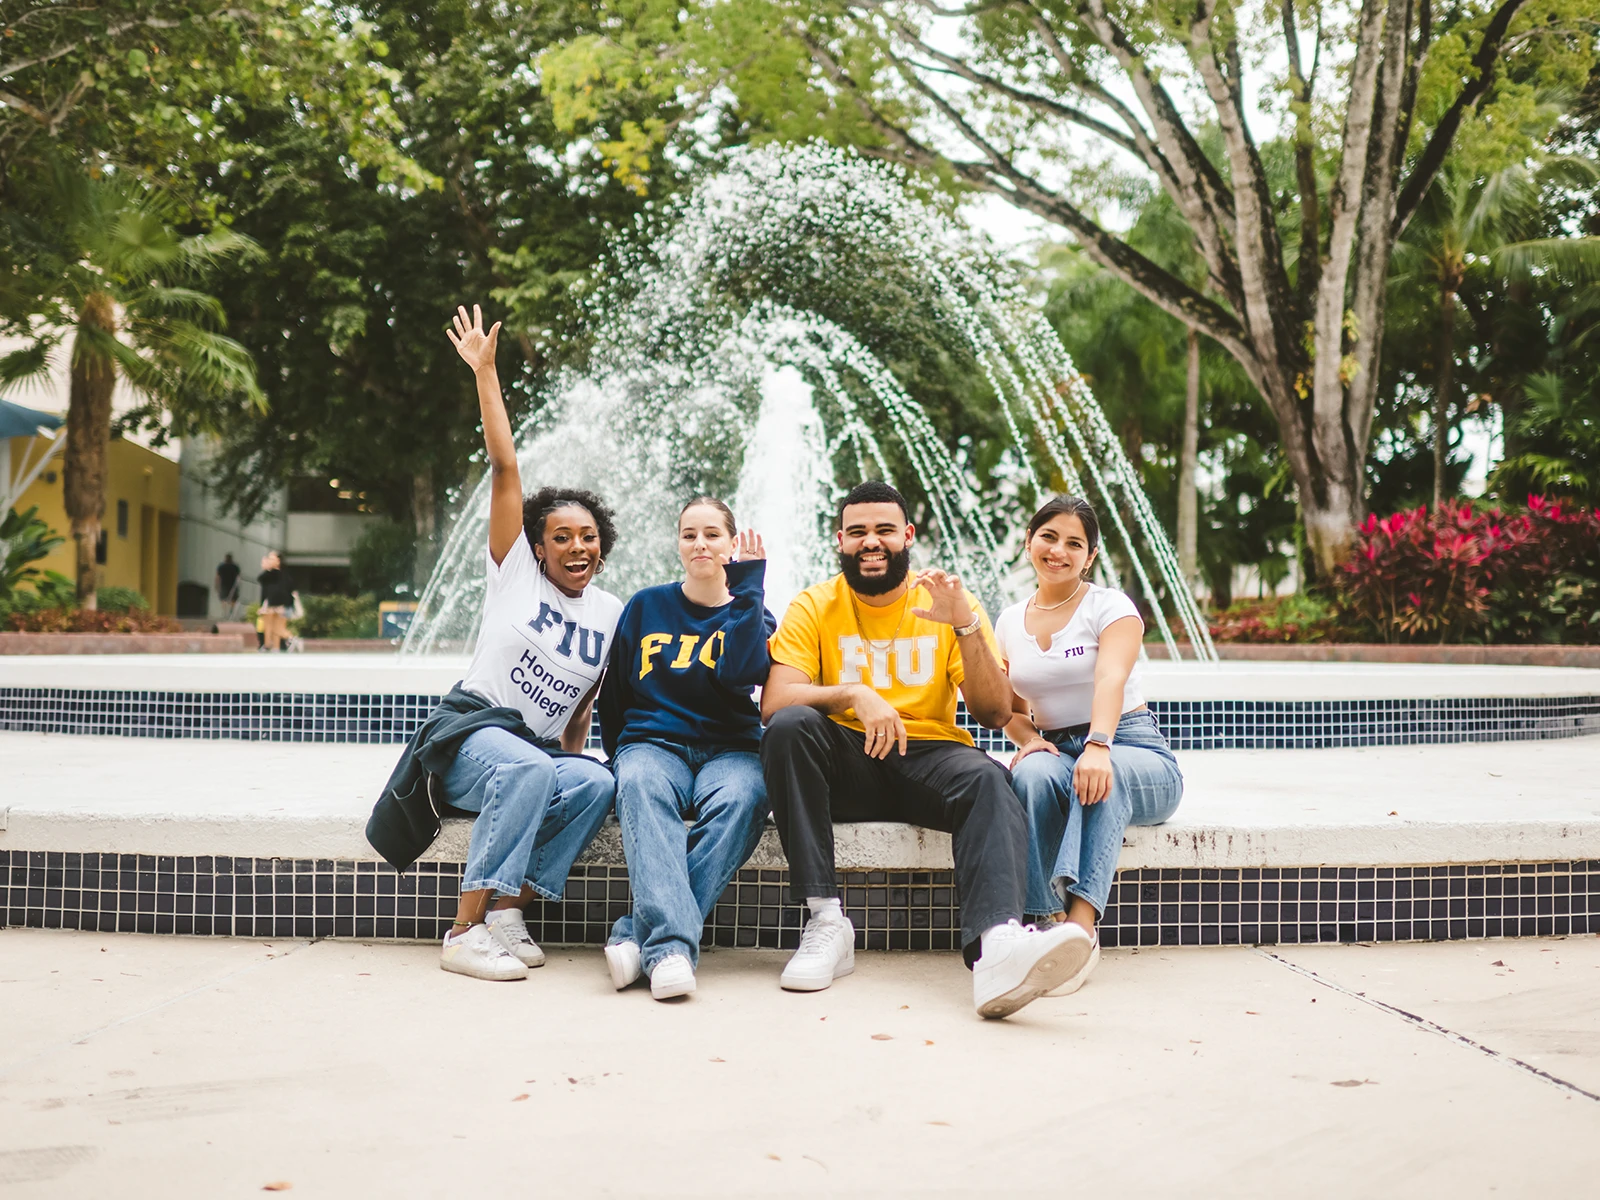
[1336,496,1600,644]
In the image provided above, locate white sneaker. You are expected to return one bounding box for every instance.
[1045,930,1100,996]
[972,920,1093,1019]
[649,953,697,1000]
[780,914,855,992]
[440,923,528,981]
[605,940,643,990]
[485,909,546,968]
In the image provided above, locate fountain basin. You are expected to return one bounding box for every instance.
[4,656,1597,751]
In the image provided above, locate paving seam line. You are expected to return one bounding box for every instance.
[0,940,312,1081]
[1256,949,1599,1103]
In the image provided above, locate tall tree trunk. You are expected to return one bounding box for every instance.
[411,468,437,593]
[1433,286,1456,508]
[1177,326,1201,592]
[64,292,117,609]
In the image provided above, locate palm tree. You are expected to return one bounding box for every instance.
[0,168,264,606]
[1396,154,1598,507]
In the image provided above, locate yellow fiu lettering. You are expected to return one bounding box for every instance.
[639,631,726,679]
[638,633,673,678]
[836,634,939,688]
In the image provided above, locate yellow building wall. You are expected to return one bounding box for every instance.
[8,435,181,614]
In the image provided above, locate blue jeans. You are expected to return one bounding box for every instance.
[1012,709,1183,917]
[607,741,769,971]
[441,727,616,900]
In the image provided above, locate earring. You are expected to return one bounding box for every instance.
[537,557,548,576]
[594,558,605,575]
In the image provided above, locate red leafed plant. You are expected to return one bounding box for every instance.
[6,606,180,634]
[1337,496,1600,644]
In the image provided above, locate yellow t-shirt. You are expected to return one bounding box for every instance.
[767,574,999,745]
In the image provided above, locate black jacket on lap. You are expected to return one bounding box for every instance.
[366,684,580,872]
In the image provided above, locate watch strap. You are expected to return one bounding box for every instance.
[953,614,983,637]
[1085,730,1113,748]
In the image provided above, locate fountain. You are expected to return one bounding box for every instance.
[404,142,1214,659]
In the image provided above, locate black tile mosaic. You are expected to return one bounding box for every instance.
[4,687,1596,749]
[3,848,1595,949]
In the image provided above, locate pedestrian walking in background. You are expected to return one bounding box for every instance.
[257,552,295,651]
[215,553,242,621]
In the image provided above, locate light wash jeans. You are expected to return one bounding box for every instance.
[1011,709,1183,917]
[607,741,769,972]
[441,727,616,900]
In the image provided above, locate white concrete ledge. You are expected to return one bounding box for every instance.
[4,732,1598,870]
[4,654,1600,702]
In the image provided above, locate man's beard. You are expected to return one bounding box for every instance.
[840,545,912,596]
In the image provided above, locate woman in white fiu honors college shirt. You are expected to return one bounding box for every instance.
[437,305,623,981]
[994,495,1183,995]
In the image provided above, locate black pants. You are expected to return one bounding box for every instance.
[760,706,1028,963]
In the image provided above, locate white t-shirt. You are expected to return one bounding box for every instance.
[994,585,1145,732]
[459,534,623,741]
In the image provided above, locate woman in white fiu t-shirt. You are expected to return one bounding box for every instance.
[995,495,1182,994]
[434,304,623,982]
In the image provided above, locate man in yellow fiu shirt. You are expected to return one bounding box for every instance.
[761,481,1095,1019]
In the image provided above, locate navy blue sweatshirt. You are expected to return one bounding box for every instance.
[597,558,776,758]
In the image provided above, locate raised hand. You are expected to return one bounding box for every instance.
[734,529,766,562]
[909,569,974,628]
[446,304,501,374]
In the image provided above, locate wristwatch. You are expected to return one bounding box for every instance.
[953,614,983,638]
[1085,730,1113,749]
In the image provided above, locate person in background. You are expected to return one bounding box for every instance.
[256,552,294,651]
[367,304,621,983]
[996,495,1183,997]
[596,497,774,1001]
[215,553,242,621]
[759,480,1094,1019]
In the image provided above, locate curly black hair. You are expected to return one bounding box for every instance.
[522,487,619,562]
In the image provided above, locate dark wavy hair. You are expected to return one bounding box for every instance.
[522,487,618,561]
[1026,494,1100,551]
[837,480,908,526]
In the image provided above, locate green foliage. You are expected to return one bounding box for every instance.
[0,506,65,598]
[0,163,267,440]
[94,586,149,614]
[349,520,417,599]
[291,594,381,640]
[0,1,427,213]
[194,0,663,532]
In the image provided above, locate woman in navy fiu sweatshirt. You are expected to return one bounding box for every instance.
[596,497,776,1000]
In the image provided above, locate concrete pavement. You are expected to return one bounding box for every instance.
[3,929,1598,1197]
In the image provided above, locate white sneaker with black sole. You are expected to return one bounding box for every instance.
[1045,929,1100,996]
[972,920,1093,1018]
[485,908,546,968]
[440,923,528,981]
[780,914,855,992]
[605,940,643,989]
[649,953,697,1000]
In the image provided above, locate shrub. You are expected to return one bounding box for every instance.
[1336,496,1600,644]
[1208,594,1339,644]
[7,606,180,633]
[96,586,150,614]
[292,593,381,639]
